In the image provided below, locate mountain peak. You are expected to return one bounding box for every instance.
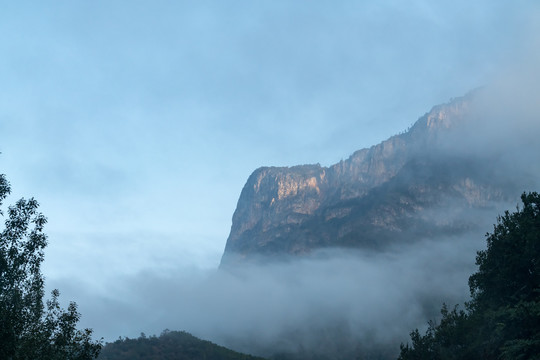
[220,91,508,267]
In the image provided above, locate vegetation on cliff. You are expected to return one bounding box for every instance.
[398,192,540,360]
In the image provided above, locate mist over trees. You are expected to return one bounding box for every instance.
[0,173,101,359]
[398,192,540,360]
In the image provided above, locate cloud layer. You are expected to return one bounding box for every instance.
[49,230,490,358]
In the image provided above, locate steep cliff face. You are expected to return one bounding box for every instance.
[220,94,513,266]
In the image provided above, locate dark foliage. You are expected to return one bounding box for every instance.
[0,173,101,359]
[398,192,540,360]
[99,330,267,360]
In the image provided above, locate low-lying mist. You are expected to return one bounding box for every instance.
[49,216,500,359]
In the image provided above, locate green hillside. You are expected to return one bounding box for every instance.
[99,330,267,360]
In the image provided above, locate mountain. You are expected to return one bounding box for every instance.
[98,330,267,360]
[220,91,532,267]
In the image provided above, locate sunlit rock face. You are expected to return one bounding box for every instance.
[220,93,520,267]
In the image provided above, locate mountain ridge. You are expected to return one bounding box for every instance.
[220,92,512,267]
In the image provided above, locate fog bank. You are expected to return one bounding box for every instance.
[49,225,495,358]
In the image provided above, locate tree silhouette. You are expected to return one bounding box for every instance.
[398,192,540,360]
[0,173,101,359]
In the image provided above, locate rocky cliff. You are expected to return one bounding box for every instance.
[220,92,524,266]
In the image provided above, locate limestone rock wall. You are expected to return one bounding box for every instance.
[220,94,512,266]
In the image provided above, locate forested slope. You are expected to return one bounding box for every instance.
[99,330,267,360]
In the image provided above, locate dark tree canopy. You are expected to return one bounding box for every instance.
[398,192,540,360]
[0,173,101,359]
[469,192,540,309]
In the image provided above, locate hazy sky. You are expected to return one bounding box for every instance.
[1,1,539,345]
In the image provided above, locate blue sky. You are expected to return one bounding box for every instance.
[0,1,538,287]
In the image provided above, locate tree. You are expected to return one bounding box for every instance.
[398,192,540,360]
[0,173,101,359]
[467,191,540,359]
